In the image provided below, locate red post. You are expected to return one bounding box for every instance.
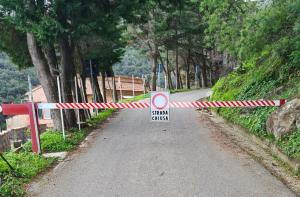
[1,103,41,154]
[280,99,286,106]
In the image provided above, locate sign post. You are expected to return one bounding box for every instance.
[150,92,170,122]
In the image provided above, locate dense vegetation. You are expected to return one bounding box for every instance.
[208,0,300,156]
[0,54,38,104]
[113,47,151,77]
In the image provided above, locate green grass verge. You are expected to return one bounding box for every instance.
[0,152,56,197]
[23,129,87,153]
[122,93,150,103]
[86,109,116,127]
[277,129,300,160]
[170,88,197,94]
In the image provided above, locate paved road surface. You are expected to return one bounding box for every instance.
[29,89,296,197]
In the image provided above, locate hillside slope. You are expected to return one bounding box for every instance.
[209,0,300,159]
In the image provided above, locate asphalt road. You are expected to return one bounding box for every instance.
[29,89,296,197]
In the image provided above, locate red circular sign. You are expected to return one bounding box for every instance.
[152,93,168,110]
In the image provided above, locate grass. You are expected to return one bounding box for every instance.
[277,129,300,160]
[86,109,116,127]
[0,152,56,197]
[122,93,150,103]
[23,129,87,153]
[170,88,197,94]
[211,51,300,157]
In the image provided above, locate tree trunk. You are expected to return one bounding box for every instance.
[179,73,183,89]
[201,56,208,88]
[112,71,118,102]
[101,72,107,102]
[26,33,62,131]
[166,49,173,89]
[186,49,191,89]
[59,34,77,129]
[92,75,104,103]
[151,44,158,91]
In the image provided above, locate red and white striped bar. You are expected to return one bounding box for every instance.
[169,99,285,108]
[38,99,285,109]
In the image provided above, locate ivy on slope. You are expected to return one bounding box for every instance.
[211,53,300,140]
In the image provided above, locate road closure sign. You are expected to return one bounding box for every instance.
[151,91,170,122]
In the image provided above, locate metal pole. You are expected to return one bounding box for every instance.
[28,76,41,153]
[132,75,135,98]
[74,76,81,130]
[158,64,161,91]
[57,76,66,140]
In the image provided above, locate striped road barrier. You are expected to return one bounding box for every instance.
[37,99,286,110]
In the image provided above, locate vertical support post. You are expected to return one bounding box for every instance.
[185,70,188,89]
[142,75,146,96]
[132,75,135,98]
[164,74,167,90]
[175,70,178,90]
[28,76,41,154]
[57,76,66,140]
[112,77,116,103]
[74,76,81,130]
[158,64,161,91]
[195,65,197,88]
[89,60,94,102]
[79,77,91,119]
[119,76,123,102]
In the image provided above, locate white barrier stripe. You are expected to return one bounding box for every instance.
[110,103,117,108]
[70,103,77,109]
[218,102,225,107]
[267,100,273,106]
[237,101,243,107]
[62,103,69,109]
[190,102,197,108]
[115,103,122,109]
[260,100,266,106]
[174,102,180,108]
[197,102,205,108]
[131,103,139,108]
[177,102,184,108]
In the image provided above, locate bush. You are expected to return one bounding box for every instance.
[87,109,116,127]
[0,152,55,197]
[24,129,87,153]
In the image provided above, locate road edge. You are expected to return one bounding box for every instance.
[201,110,300,196]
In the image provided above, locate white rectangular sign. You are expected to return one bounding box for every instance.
[151,91,170,122]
